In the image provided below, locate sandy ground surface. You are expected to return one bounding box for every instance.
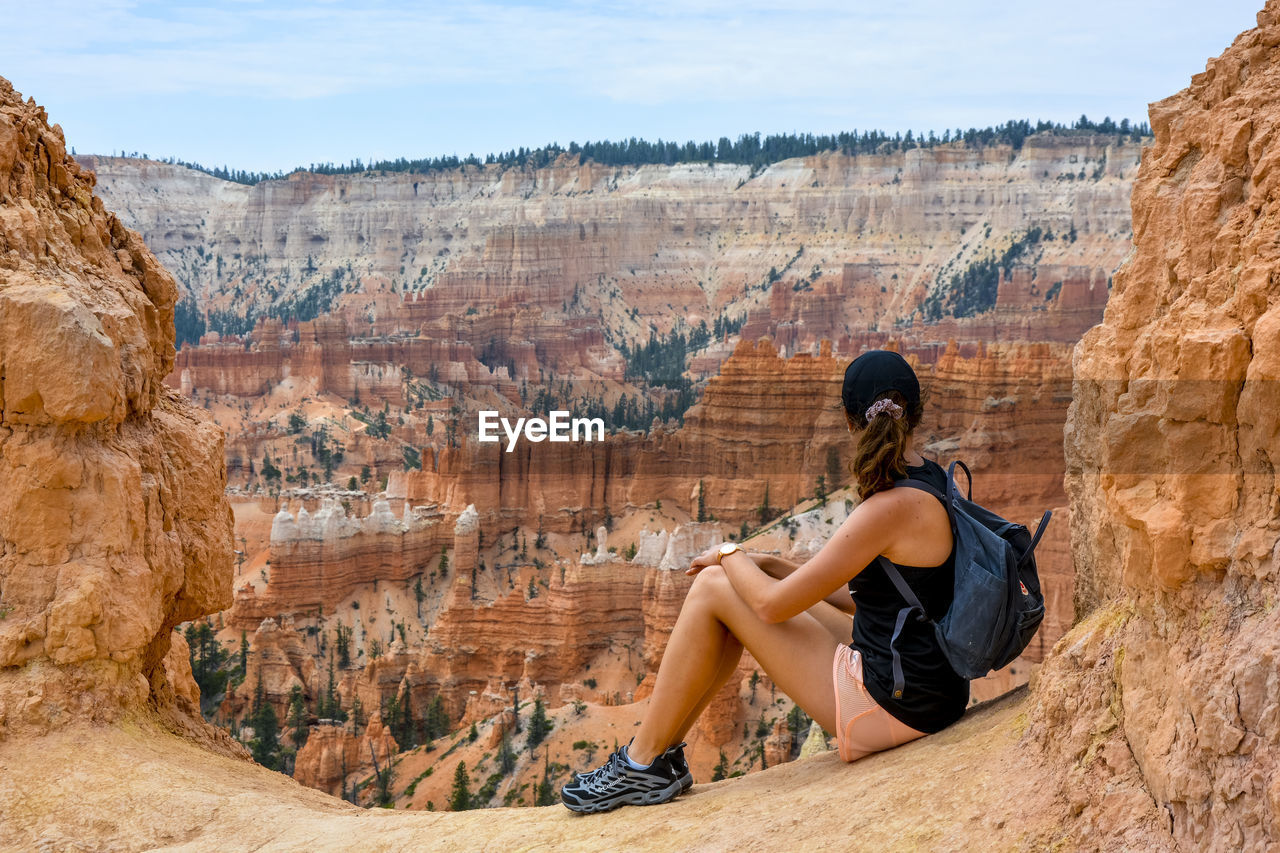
[0,686,1140,853]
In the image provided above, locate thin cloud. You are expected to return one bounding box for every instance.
[7,1,1257,103]
[0,0,1263,170]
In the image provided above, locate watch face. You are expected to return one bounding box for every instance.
[719,542,737,555]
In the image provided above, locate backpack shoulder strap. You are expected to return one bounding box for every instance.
[877,556,928,700]
[891,477,945,504]
[1028,510,1053,552]
[946,460,974,501]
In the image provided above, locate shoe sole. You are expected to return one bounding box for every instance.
[574,769,692,792]
[561,778,684,814]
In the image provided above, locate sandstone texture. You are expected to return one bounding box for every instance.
[6,0,1280,843]
[0,78,236,747]
[8,689,1158,853]
[81,135,1136,355]
[73,114,1136,781]
[1040,5,1280,848]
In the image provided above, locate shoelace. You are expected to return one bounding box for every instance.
[579,750,624,791]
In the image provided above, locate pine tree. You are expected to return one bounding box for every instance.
[372,741,395,807]
[424,694,450,741]
[711,750,729,782]
[384,692,403,742]
[535,751,557,805]
[287,685,309,749]
[525,696,552,753]
[757,483,773,526]
[184,622,230,705]
[449,761,472,811]
[403,692,418,748]
[249,673,281,770]
[498,734,516,775]
[697,480,706,522]
[335,622,352,669]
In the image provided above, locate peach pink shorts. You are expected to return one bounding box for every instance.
[832,644,928,762]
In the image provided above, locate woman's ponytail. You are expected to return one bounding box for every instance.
[850,391,923,500]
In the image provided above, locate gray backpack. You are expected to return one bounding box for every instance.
[879,461,1051,698]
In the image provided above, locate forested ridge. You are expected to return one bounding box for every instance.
[111,115,1149,187]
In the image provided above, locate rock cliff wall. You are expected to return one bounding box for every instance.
[80,138,1137,356]
[6,2,1280,847]
[0,78,236,749]
[1031,4,1280,849]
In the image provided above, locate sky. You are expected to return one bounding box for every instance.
[1,0,1267,173]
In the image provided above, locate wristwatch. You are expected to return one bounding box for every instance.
[716,541,742,564]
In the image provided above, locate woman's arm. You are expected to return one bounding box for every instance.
[705,491,914,624]
[687,549,855,614]
[746,552,854,613]
[747,553,798,579]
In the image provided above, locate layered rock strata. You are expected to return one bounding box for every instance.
[229,498,454,628]
[0,78,235,748]
[80,135,1138,357]
[1034,5,1280,849]
[6,1,1280,847]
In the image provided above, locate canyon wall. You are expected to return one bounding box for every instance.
[1031,4,1280,849]
[6,0,1280,846]
[80,137,1136,356]
[0,78,236,749]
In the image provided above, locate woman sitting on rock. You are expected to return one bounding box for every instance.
[561,350,968,814]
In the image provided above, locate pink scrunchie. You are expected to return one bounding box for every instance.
[865,398,904,421]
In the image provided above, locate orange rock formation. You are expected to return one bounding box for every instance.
[1033,8,1280,846]
[81,137,1136,356]
[4,1,1280,846]
[0,77,236,751]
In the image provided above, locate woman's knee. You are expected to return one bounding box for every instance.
[687,564,732,601]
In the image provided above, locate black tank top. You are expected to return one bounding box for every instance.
[847,459,969,733]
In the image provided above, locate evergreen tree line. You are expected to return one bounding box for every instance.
[923,226,1047,320]
[185,622,232,712]
[153,116,1151,186]
[618,321,712,390]
[522,375,695,431]
[175,297,206,348]
[196,268,349,340]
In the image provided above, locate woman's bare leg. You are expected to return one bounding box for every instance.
[668,632,744,744]
[628,565,842,765]
[668,597,848,743]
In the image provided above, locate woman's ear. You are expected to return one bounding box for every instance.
[844,411,858,432]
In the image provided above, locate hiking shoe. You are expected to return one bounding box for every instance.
[574,742,693,793]
[664,742,693,793]
[561,744,684,813]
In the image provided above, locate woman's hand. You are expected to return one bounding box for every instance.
[686,545,722,576]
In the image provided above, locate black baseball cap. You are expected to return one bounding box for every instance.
[841,350,920,425]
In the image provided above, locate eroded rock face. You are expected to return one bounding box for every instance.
[80,137,1138,359]
[0,77,234,739]
[1037,4,1280,848]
